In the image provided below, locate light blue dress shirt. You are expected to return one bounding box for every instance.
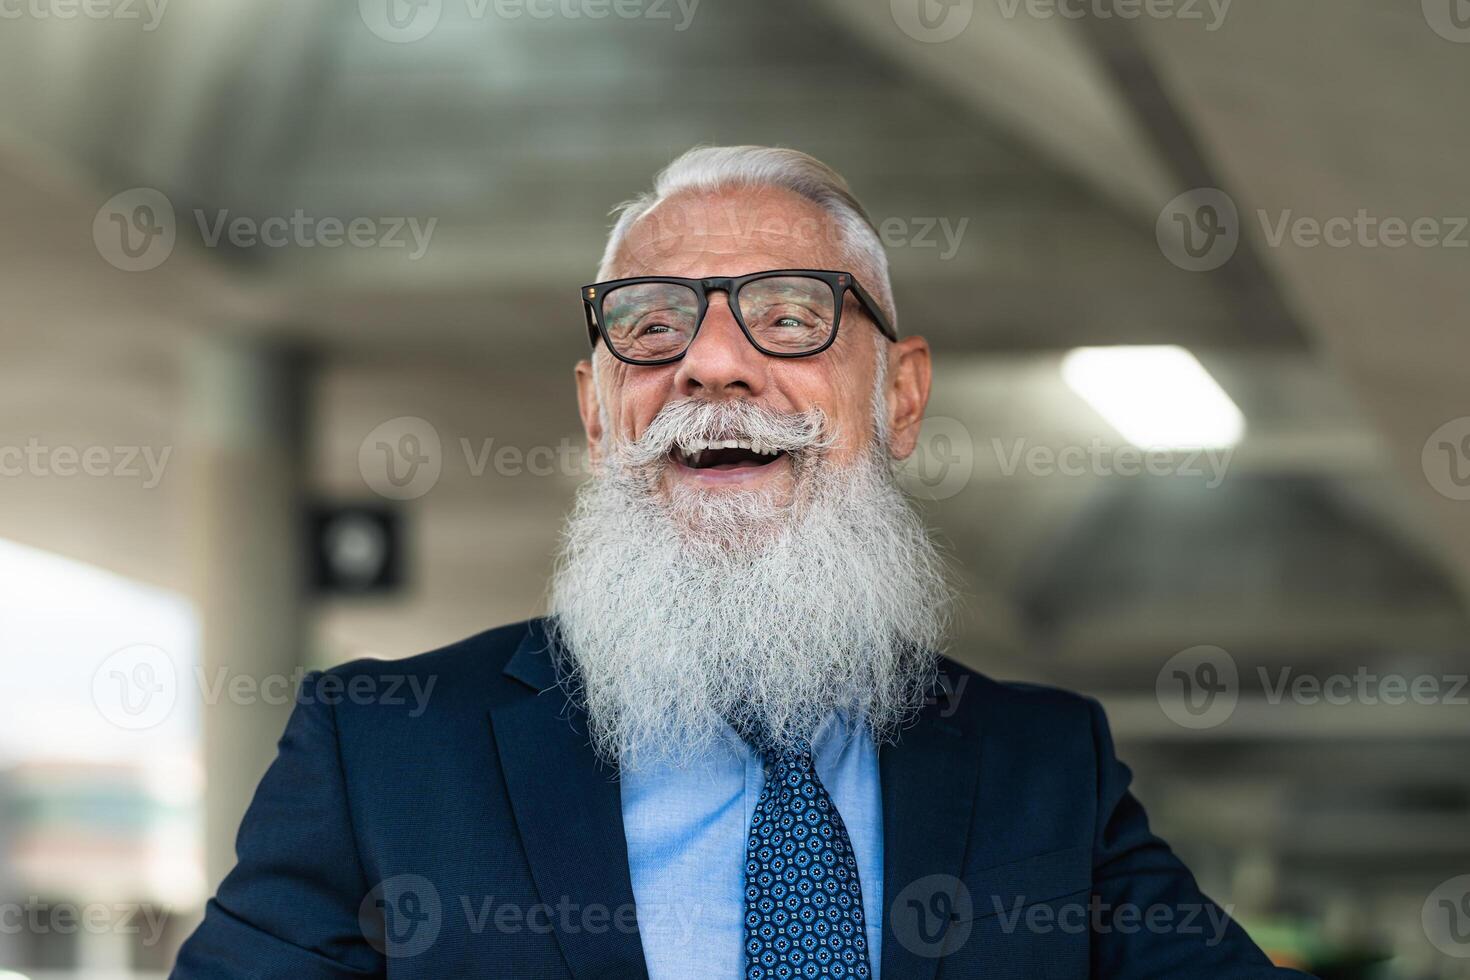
[621,714,884,979]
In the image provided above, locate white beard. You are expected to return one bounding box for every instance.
[547,397,952,771]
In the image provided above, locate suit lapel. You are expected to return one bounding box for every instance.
[879,670,987,980]
[490,621,649,980]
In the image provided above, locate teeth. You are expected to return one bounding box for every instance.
[675,437,784,464]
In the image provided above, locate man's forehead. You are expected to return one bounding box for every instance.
[614,187,847,278]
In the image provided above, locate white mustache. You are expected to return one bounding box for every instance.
[615,399,834,471]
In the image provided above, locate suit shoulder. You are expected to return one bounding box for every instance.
[320,617,546,690]
[937,655,1101,735]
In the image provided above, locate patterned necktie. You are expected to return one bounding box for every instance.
[741,729,872,980]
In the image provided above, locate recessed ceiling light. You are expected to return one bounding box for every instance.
[1061,345,1245,450]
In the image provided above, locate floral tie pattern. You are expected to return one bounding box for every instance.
[742,734,872,980]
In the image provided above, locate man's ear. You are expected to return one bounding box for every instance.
[574,357,605,467]
[884,335,932,461]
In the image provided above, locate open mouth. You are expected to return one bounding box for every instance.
[674,438,787,470]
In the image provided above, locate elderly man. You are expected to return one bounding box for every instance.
[175,146,1305,979]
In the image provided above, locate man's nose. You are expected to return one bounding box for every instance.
[672,293,766,398]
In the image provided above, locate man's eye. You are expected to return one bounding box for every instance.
[774,316,804,328]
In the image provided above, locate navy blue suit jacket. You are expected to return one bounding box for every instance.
[174,617,1307,978]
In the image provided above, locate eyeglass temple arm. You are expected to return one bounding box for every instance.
[584,297,601,347]
[846,280,897,342]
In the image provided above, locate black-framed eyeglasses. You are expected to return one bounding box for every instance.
[581,269,896,366]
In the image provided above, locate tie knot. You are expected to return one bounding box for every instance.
[732,717,814,771]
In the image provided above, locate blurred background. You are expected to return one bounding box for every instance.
[1,0,1468,976]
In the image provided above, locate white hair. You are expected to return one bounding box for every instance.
[597,145,898,332]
